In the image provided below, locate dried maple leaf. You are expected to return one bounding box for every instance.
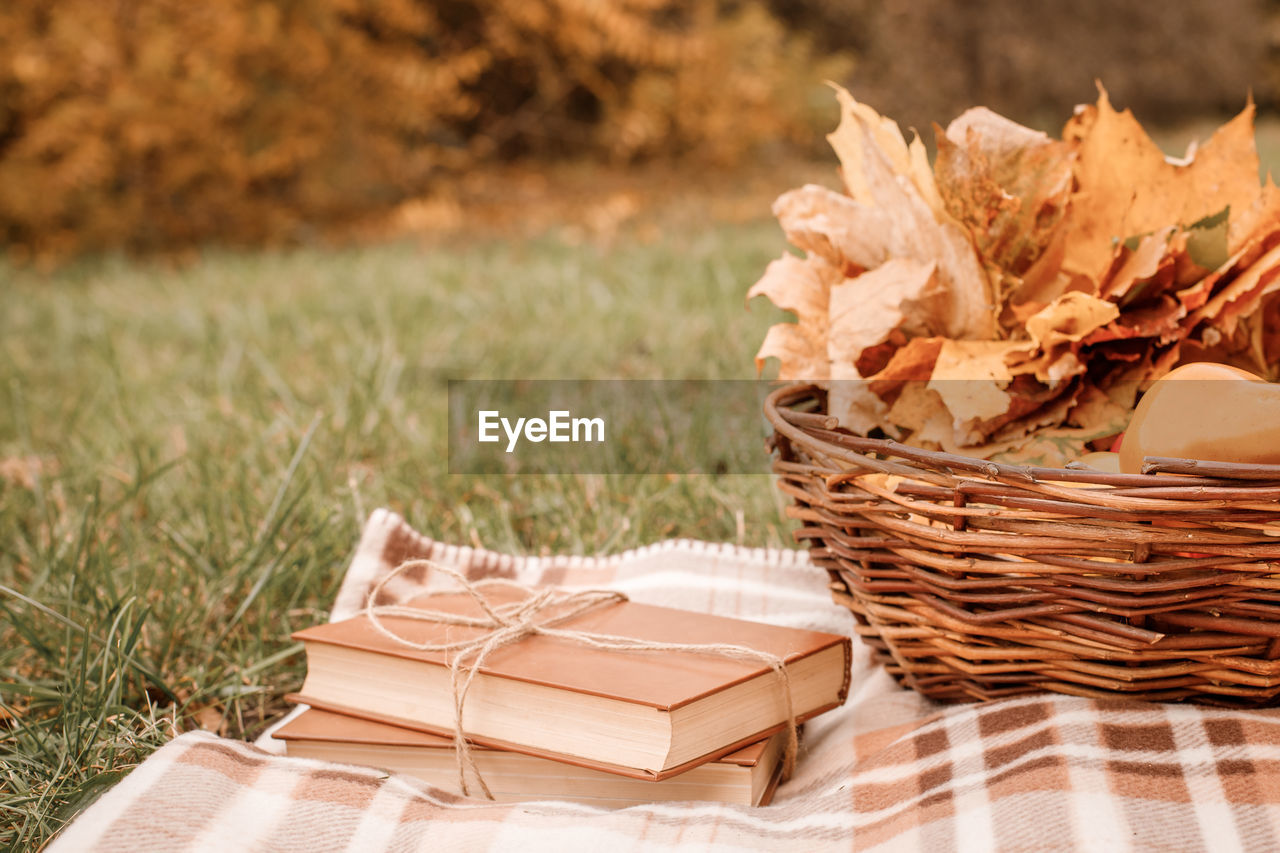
[1189,243,1280,335]
[866,336,947,398]
[1026,292,1119,349]
[1086,298,1186,350]
[773,184,888,274]
[826,258,941,369]
[1067,382,1137,432]
[1253,294,1280,377]
[989,421,1123,467]
[826,369,891,437]
[826,86,996,340]
[981,378,1086,445]
[926,339,1021,426]
[748,253,840,379]
[1099,226,1183,302]
[934,108,1075,282]
[1008,222,1081,310]
[827,86,942,216]
[830,337,945,437]
[1062,87,1261,286]
[883,381,951,442]
[1228,176,1280,255]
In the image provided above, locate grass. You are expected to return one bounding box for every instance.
[0,222,799,849]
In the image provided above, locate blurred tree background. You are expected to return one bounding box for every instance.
[1,0,1276,261]
[813,0,1274,132]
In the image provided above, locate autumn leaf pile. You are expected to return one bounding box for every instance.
[751,86,1280,464]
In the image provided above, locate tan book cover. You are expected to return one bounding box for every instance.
[276,709,787,807]
[292,593,850,780]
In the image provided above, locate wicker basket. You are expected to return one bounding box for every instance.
[764,382,1280,706]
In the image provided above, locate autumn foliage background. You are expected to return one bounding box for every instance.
[3,0,1278,261]
[0,0,848,259]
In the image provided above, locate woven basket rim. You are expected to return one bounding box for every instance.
[763,381,1280,490]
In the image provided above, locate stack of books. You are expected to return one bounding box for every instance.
[278,589,851,807]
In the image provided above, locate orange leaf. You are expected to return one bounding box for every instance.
[1098,226,1183,302]
[1025,291,1120,350]
[1189,243,1280,335]
[1228,176,1280,255]
[1062,87,1261,286]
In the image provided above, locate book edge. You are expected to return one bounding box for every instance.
[274,707,776,766]
[292,620,849,712]
[756,756,785,808]
[288,692,841,782]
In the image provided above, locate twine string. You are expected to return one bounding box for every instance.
[363,558,799,799]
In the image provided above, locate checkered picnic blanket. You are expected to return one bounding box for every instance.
[50,510,1280,852]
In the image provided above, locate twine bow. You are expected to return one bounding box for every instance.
[364,558,800,799]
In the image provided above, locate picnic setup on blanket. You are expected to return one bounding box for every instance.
[50,89,1280,849]
[51,511,1280,852]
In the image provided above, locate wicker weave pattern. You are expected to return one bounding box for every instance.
[765,384,1280,706]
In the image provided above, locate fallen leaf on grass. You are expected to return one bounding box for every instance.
[0,456,58,489]
[194,704,227,735]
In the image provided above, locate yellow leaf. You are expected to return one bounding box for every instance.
[826,258,939,369]
[749,254,840,379]
[747,252,831,328]
[927,339,1023,424]
[825,87,996,340]
[827,86,942,215]
[827,365,891,437]
[772,184,889,273]
[1025,291,1120,350]
[756,324,828,380]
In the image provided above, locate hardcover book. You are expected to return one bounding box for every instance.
[277,709,787,807]
[291,592,851,780]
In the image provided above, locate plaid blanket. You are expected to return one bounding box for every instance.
[50,510,1280,852]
